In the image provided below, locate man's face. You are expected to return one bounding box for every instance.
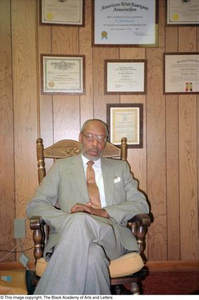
[79,121,107,161]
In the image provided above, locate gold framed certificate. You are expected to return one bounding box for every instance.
[40,0,84,26]
[164,53,199,94]
[166,0,199,26]
[107,104,143,148]
[41,54,85,94]
[93,0,158,47]
[105,60,147,94]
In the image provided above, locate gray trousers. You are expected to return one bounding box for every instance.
[34,212,126,295]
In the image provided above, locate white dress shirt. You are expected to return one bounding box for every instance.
[81,155,107,208]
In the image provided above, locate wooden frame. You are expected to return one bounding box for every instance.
[164,53,199,94]
[107,104,143,148]
[105,60,147,95]
[40,0,84,26]
[41,54,85,95]
[166,0,199,26]
[93,0,159,47]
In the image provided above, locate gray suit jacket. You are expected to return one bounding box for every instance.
[26,154,149,256]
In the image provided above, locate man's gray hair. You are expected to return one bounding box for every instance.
[81,119,109,137]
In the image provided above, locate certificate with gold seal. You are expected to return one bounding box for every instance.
[166,0,199,25]
[93,0,158,47]
[41,0,84,26]
[41,55,85,94]
[164,53,199,94]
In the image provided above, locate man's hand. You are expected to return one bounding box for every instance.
[71,203,109,219]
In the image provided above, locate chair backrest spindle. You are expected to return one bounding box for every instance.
[36,138,46,184]
[121,137,127,161]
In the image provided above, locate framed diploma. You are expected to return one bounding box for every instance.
[41,54,85,94]
[40,0,84,26]
[107,104,143,148]
[166,0,199,26]
[93,0,159,47]
[105,60,147,95]
[164,53,199,94]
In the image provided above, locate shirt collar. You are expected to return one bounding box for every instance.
[81,154,101,169]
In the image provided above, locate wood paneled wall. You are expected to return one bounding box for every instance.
[0,0,198,262]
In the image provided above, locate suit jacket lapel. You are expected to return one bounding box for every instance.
[101,159,114,206]
[71,155,89,202]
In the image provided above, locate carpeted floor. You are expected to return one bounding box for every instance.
[0,268,199,295]
[142,270,199,295]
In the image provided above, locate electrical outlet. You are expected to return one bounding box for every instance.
[14,218,26,238]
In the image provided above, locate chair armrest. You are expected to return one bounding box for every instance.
[30,216,46,230]
[129,213,151,227]
[127,214,151,259]
[30,216,46,261]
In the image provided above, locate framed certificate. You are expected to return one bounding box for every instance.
[41,54,85,94]
[107,104,143,148]
[164,53,199,94]
[166,0,199,26]
[40,0,84,26]
[93,0,158,47]
[105,60,147,94]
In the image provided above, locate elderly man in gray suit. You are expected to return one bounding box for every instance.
[26,119,149,295]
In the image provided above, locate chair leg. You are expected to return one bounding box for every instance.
[111,285,131,295]
[130,282,140,295]
[112,285,123,295]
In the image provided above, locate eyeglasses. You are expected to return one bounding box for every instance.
[82,132,107,143]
